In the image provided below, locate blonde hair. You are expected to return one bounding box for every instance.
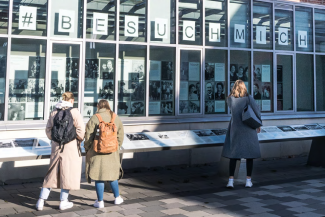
[229,80,248,98]
[62,92,74,101]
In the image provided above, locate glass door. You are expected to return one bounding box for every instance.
[276,54,294,111]
[48,42,82,112]
[178,49,202,115]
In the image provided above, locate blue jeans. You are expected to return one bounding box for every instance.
[95,180,119,201]
[39,188,69,201]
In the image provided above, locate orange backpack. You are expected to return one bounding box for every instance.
[93,111,118,154]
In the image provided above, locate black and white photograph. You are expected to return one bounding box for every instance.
[0,56,6,78]
[179,100,189,113]
[205,63,215,80]
[180,62,189,80]
[205,101,215,113]
[161,61,173,80]
[132,60,145,80]
[214,82,225,100]
[237,65,249,81]
[100,59,114,80]
[68,79,79,93]
[253,83,262,99]
[211,129,227,135]
[188,82,199,100]
[254,65,262,81]
[129,72,139,81]
[131,81,145,101]
[162,93,173,100]
[230,64,238,81]
[131,101,145,115]
[99,80,114,101]
[205,82,214,101]
[160,101,173,114]
[126,133,149,141]
[50,80,65,98]
[189,101,200,113]
[293,126,309,131]
[66,58,79,78]
[161,81,173,95]
[118,101,130,115]
[85,59,99,79]
[14,79,27,91]
[278,126,296,132]
[230,82,235,92]
[194,130,215,137]
[149,81,160,101]
[83,102,97,118]
[262,83,271,99]
[8,103,26,121]
[118,81,130,101]
[28,56,45,78]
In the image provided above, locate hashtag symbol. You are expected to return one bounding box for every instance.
[22,12,33,27]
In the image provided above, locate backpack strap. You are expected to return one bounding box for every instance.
[95,113,104,123]
[110,112,116,124]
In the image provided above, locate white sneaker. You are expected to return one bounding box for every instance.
[59,200,73,210]
[36,199,44,211]
[93,200,104,208]
[226,180,234,189]
[114,196,124,205]
[245,179,253,188]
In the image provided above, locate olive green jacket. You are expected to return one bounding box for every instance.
[84,108,124,182]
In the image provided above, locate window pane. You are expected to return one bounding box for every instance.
[0,38,7,121]
[316,55,325,111]
[179,0,202,45]
[205,0,227,47]
[229,0,251,48]
[315,9,325,53]
[50,44,80,110]
[50,0,83,38]
[230,50,250,93]
[150,0,176,44]
[204,49,227,114]
[253,1,272,50]
[296,54,314,112]
[12,0,47,36]
[179,50,201,114]
[84,43,116,118]
[9,39,46,121]
[119,0,146,42]
[276,55,293,111]
[295,7,313,52]
[86,0,116,40]
[253,52,273,112]
[0,0,9,34]
[275,10,293,51]
[149,47,175,116]
[118,45,146,116]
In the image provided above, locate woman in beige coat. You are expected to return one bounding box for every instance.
[84,99,124,208]
[36,92,85,211]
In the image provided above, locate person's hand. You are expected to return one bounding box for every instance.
[256,127,261,133]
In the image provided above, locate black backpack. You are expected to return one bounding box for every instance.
[51,108,77,152]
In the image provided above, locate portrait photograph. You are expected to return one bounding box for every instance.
[205,82,214,101]
[253,82,262,100]
[99,80,114,101]
[149,81,161,101]
[160,101,173,115]
[262,83,272,100]
[237,65,249,82]
[179,100,189,114]
[28,56,45,79]
[132,60,145,80]
[205,63,215,81]
[8,103,26,121]
[180,62,189,81]
[100,59,114,80]
[254,65,262,81]
[161,61,173,80]
[214,82,225,100]
[205,101,215,113]
[188,101,200,113]
[230,64,238,81]
[188,82,199,100]
[85,59,99,79]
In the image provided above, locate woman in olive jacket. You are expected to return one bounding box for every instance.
[84,99,124,208]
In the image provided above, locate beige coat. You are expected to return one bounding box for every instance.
[84,108,124,183]
[43,108,85,190]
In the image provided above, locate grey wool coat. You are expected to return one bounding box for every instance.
[84,108,124,183]
[222,95,262,159]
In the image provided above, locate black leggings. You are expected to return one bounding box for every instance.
[229,159,253,177]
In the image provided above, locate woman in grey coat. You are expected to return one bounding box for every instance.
[222,80,261,188]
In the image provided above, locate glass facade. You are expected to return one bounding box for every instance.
[0,0,324,123]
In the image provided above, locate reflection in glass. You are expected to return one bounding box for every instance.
[275,10,293,51]
[179,50,201,114]
[150,0,176,44]
[149,46,175,116]
[119,0,146,42]
[50,0,83,38]
[315,9,325,53]
[229,0,251,48]
[205,49,227,114]
[179,0,202,45]
[295,7,313,52]
[9,39,46,121]
[50,44,80,111]
[230,50,250,93]
[118,45,146,116]
[205,0,227,47]
[12,0,47,36]
[253,52,273,112]
[86,0,116,40]
[296,54,314,112]
[0,0,9,34]
[316,55,325,111]
[276,55,293,111]
[0,38,6,121]
[253,1,272,49]
[84,43,115,118]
